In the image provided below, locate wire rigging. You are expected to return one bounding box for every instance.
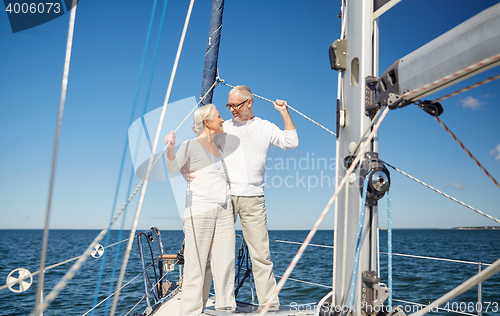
[382,160,500,225]
[219,79,337,137]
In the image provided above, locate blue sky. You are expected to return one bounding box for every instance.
[0,0,499,231]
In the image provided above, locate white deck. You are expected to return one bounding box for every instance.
[151,291,315,316]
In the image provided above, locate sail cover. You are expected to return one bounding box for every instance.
[200,0,225,105]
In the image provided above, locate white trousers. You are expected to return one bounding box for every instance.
[181,202,236,316]
[232,196,280,307]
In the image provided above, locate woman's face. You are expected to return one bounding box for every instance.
[206,108,224,134]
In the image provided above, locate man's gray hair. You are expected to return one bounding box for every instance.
[229,85,253,103]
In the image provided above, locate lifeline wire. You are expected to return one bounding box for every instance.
[434,116,500,190]
[219,80,336,137]
[0,238,131,293]
[33,2,78,315]
[109,1,197,315]
[259,105,391,316]
[35,180,145,314]
[409,256,500,316]
[382,160,500,225]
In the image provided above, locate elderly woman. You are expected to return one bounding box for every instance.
[164,104,236,316]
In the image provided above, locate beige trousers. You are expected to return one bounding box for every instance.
[231,195,280,307]
[181,202,236,316]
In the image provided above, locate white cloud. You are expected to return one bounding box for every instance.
[444,183,464,190]
[490,144,500,162]
[459,96,483,110]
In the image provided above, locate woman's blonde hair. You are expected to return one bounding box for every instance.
[192,104,216,134]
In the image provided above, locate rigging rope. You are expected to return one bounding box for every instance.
[387,189,393,307]
[433,116,500,190]
[219,79,337,137]
[34,2,78,315]
[433,74,500,103]
[109,1,196,314]
[348,171,372,308]
[259,105,391,316]
[382,160,500,225]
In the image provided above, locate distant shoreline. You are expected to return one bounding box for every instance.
[451,226,500,230]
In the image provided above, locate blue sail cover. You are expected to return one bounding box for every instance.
[200,0,225,105]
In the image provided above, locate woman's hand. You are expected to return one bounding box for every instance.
[165,130,176,160]
[165,130,176,148]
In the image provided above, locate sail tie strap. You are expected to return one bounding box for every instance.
[219,79,336,137]
[259,105,390,316]
[382,160,500,225]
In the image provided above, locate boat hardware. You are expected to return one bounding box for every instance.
[91,244,104,258]
[6,268,33,293]
[359,153,390,206]
[416,100,443,117]
[329,39,347,71]
[361,271,390,316]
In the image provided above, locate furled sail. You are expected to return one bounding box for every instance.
[200,0,224,105]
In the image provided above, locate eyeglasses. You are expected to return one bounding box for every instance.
[226,99,249,110]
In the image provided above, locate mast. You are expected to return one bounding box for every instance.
[330,1,391,315]
[200,0,224,105]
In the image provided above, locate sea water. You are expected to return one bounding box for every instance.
[0,229,499,315]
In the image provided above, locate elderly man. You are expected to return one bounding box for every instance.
[223,85,298,308]
[184,85,298,309]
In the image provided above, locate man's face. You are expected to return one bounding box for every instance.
[227,93,252,121]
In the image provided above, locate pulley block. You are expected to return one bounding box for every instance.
[360,152,391,205]
[91,244,104,258]
[6,268,32,293]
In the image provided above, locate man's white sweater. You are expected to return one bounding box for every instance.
[221,117,298,196]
